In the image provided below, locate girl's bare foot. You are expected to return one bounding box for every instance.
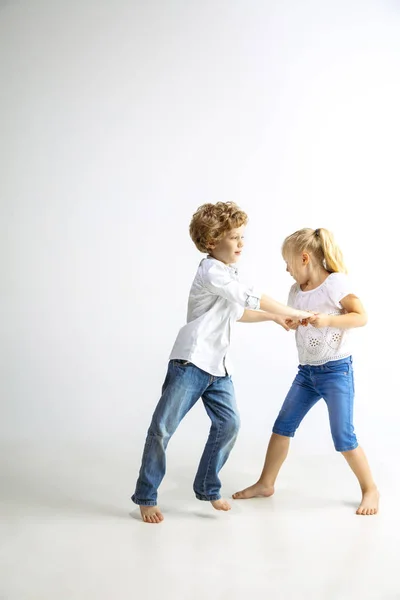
[232,482,275,500]
[140,505,164,523]
[356,488,380,516]
[211,498,231,511]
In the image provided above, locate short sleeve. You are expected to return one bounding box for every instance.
[202,262,262,309]
[326,273,354,307]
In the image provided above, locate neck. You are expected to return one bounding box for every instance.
[208,253,230,265]
[302,266,330,290]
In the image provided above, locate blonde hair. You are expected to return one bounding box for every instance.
[282,228,348,274]
[189,202,248,253]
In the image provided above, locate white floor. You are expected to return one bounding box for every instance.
[0,442,398,600]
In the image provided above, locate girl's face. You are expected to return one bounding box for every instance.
[209,225,245,265]
[284,251,311,285]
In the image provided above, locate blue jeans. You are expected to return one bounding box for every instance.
[273,357,358,452]
[132,360,240,506]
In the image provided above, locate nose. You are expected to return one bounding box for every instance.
[238,239,244,248]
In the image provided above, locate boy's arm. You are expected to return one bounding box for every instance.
[259,293,311,321]
[238,309,291,331]
[203,264,312,321]
[309,294,367,329]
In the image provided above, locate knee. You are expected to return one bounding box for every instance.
[272,414,297,438]
[331,429,358,453]
[222,413,241,438]
[148,419,175,442]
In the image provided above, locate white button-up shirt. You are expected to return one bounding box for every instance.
[169,257,261,376]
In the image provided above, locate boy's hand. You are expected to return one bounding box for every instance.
[308,313,331,328]
[295,310,315,322]
[287,311,316,328]
[285,318,299,330]
[274,315,291,331]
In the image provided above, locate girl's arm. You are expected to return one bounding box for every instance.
[309,294,367,329]
[237,310,291,331]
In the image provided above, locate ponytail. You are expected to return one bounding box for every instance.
[282,228,347,273]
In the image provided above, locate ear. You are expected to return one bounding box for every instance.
[207,243,216,250]
[302,252,310,265]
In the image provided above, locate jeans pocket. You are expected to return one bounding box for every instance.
[325,361,350,375]
[173,359,191,367]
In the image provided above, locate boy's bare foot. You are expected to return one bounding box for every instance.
[140,505,164,523]
[211,498,231,511]
[356,488,380,516]
[232,482,275,500]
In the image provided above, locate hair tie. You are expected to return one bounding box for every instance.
[315,228,320,237]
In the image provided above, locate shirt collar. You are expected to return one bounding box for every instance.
[204,255,239,276]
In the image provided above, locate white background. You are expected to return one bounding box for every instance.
[1,1,400,598]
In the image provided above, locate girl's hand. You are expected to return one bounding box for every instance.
[293,310,316,326]
[308,313,331,328]
[296,310,315,322]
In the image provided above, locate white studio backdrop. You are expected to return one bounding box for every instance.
[1,0,399,476]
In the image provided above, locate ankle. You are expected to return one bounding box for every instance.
[361,483,378,493]
[259,479,274,489]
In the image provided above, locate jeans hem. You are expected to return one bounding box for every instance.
[131,495,157,507]
[195,493,221,501]
[335,442,359,452]
[272,428,295,438]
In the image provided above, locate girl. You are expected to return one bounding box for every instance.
[233,228,379,515]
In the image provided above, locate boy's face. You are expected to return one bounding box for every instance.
[209,225,245,265]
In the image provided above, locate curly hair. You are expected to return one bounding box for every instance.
[189,202,248,253]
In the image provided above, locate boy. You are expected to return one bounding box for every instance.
[132,202,311,523]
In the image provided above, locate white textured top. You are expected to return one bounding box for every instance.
[288,273,354,365]
[169,256,262,376]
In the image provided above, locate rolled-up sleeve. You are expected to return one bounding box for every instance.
[202,263,262,309]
